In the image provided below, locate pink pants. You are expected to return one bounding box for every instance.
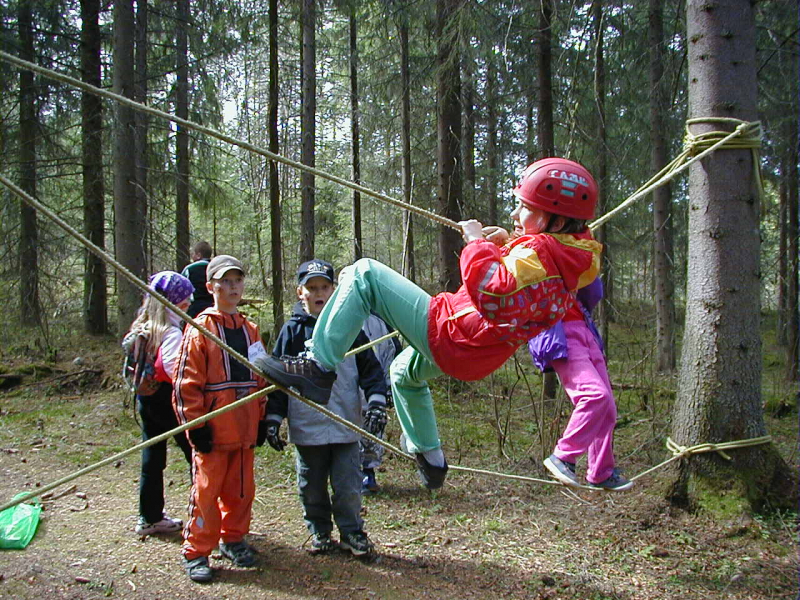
[551,320,617,484]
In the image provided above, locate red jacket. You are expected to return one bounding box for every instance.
[427,230,601,381]
[172,308,266,451]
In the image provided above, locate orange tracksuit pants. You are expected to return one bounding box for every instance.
[182,447,255,560]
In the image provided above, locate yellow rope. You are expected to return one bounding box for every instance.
[0,50,461,233]
[629,435,773,483]
[589,118,763,230]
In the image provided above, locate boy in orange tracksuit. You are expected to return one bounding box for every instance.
[172,255,268,583]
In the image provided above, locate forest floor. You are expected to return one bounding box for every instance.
[0,330,797,600]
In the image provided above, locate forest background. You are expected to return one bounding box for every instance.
[0,1,798,598]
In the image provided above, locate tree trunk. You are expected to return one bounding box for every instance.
[349,11,362,262]
[175,0,190,270]
[785,120,799,382]
[650,0,676,372]
[537,0,554,156]
[591,0,611,344]
[269,0,284,335]
[486,57,498,228]
[670,0,796,513]
[398,15,415,282]
[134,0,149,274]
[114,0,146,332]
[81,0,107,335]
[461,51,475,214]
[300,0,316,261]
[436,0,463,293]
[537,0,557,399]
[18,0,41,326]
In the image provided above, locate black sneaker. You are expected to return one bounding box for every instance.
[219,540,257,567]
[589,468,634,492]
[308,532,336,555]
[362,468,379,495]
[184,556,213,583]
[414,453,448,490]
[340,530,375,557]
[543,454,580,488]
[253,353,336,405]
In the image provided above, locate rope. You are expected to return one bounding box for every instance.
[629,435,772,483]
[589,118,763,230]
[0,174,411,512]
[0,50,461,233]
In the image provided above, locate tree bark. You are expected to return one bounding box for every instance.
[650,0,676,372]
[18,0,41,326]
[486,57,498,228]
[591,0,611,342]
[81,0,107,335]
[537,0,554,156]
[114,0,146,332]
[134,0,149,273]
[175,0,190,270]
[670,0,796,513]
[398,14,415,282]
[350,11,362,262]
[269,0,284,335]
[300,0,317,261]
[436,0,463,293]
[461,50,475,214]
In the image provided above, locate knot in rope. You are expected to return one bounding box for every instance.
[682,117,762,156]
[665,435,772,461]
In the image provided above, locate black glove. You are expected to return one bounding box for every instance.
[188,424,212,453]
[363,402,387,436]
[263,419,286,452]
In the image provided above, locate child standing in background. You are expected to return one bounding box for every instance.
[172,255,268,583]
[261,259,387,557]
[123,271,194,537]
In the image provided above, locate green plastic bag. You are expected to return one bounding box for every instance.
[0,493,41,549]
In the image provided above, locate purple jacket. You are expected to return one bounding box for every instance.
[527,278,604,372]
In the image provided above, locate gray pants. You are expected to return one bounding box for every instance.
[295,442,363,536]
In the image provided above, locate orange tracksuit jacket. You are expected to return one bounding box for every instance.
[172,308,266,559]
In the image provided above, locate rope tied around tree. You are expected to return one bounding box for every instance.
[589,117,763,230]
[629,434,773,483]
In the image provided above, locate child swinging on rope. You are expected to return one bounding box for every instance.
[255,158,603,491]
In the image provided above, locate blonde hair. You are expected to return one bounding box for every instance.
[126,295,176,354]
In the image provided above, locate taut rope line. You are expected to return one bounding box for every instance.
[0,50,461,232]
[0,174,412,513]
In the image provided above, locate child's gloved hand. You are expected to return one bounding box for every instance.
[363,399,388,436]
[481,226,510,246]
[261,419,286,452]
[188,424,213,453]
[459,219,485,243]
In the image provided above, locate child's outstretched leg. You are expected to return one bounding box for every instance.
[255,258,431,404]
[390,346,448,489]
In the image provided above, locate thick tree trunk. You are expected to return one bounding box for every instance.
[349,12,362,262]
[300,0,316,261]
[436,0,463,293]
[650,0,676,372]
[398,16,415,282]
[18,1,40,326]
[81,0,107,335]
[175,0,190,270]
[461,52,475,214]
[114,0,146,332]
[269,0,283,335]
[670,0,796,513]
[785,131,799,382]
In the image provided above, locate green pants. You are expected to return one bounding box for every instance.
[310,259,443,453]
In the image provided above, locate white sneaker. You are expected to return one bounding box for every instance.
[135,514,183,535]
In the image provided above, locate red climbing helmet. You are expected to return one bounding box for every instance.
[512,158,598,220]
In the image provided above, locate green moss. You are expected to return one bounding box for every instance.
[689,475,750,518]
